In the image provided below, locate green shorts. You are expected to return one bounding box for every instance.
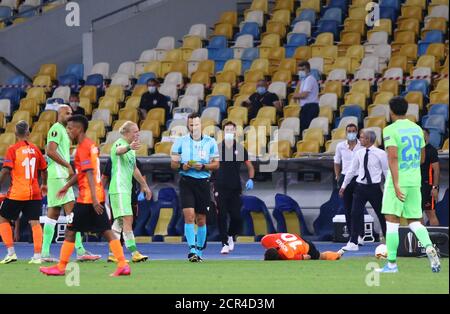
[382,186,422,219]
[110,193,132,219]
[47,178,75,208]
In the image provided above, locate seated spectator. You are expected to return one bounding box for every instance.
[69,94,86,116]
[243,80,281,121]
[139,78,171,120]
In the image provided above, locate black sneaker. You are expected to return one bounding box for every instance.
[188,253,199,262]
[197,255,204,263]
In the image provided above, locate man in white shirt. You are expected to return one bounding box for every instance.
[339,129,388,251]
[334,123,364,244]
[292,61,319,137]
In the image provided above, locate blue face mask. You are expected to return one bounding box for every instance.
[347,132,357,141]
[298,71,307,80]
[257,87,266,95]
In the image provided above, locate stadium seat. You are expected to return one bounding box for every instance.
[303,128,324,146]
[295,140,320,155]
[280,117,300,136]
[141,119,161,138]
[240,195,276,240]
[87,120,106,139]
[273,194,312,235]
[269,140,292,159]
[272,129,296,147]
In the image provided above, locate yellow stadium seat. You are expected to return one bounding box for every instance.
[441,138,449,152]
[29,132,45,150]
[208,82,232,100]
[125,96,142,109]
[349,80,371,98]
[344,92,366,110]
[435,79,449,92]
[246,0,269,13]
[236,83,257,98]
[263,22,287,39]
[0,133,16,147]
[118,108,139,123]
[269,140,292,159]
[248,59,270,76]
[422,18,448,38]
[191,71,211,86]
[147,108,166,127]
[395,43,418,65]
[154,141,173,155]
[79,86,97,104]
[312,33,334,47]
[377,79,399,96]
[415,55,438,73]
[430,91,449,105]
[283,105,300,118]
[396,18,420,35]
[197,60,215,77]
[244,70,265,83]
[12,110,32,126]
[388,55,408,73]
[338,32,361,56]
[259,33,281,50]
[38,111,57,124]
[0,144,9,157]
[104,85,125,103]
[268,47,286,69]
[4,122,17,134]
[331,128,346,141]
[32,121,51,135]
[86,130,100,146]
[13,17,27,25]
[297,0,321,14]
[256,106,277,125]
[36,64,57,81]
[342,18,366,36]
[25,87,46,105]
[295,140,320,156]
[405,91,424,110]
[79,97,92,116]
[143,61,162,78]
[426,43,446,62]
[87,120,106,139]
[213,23,233,39]
[398,5,423,22]
[216,71,237,86]
[367,18,391,36]
[272,70,292,84]
[249,117,272,136]
[168,61,188,78]
[373,92,394,105]
[18,98,39,117]
[392,31,416,53]
[293,46,312,63]
[228,106,249,125]
[303,128,324,146]
[319,106,333,124]
[323,81,343,99]
[111,120,128,131]
[221,59,242,76]
[232,94,251,107]
[32,75,52,93]
[273,0,294,13]
[217,11,238,27]
[270,9,291,26]
[132,85,148,97]
[100,143,113,156]
[278,58,297,76]
[348,6,367,19]
[140,119,161,138]
[365,116,387,129]
[98,96,119,115]
[136,144,149,156]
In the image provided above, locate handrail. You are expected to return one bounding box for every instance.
[90,0,151,32]
[0,56,32,82]
[0,0,63,24]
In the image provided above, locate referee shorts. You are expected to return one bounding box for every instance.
[179,175,212,215]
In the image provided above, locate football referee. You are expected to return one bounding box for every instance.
[170,113,219,262]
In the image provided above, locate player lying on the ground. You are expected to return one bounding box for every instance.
[262,233,343,261]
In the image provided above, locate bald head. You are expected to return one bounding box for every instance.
[58,105,73,125]
[15,120,30,139]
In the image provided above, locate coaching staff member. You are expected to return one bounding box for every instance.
[170,113,219,262]
[213,121,255,254]
[421,129,440,226]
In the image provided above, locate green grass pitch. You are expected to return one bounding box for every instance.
[0,258,447,294]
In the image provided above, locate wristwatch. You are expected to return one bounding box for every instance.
[432,185,439,190]
[201,164,206,171]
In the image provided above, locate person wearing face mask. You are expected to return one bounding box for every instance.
[334,124,364,245]
[292,61,319,137]
[69,94,86,116]
[139,78,170,120]
[244,80,281,121]
[212,121,255,254]
[170,113,220,262]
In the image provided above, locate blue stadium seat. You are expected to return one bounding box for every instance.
[241,195,276,240]
[241,48,259,72]
[6,75,27,93]
[321,7,343,24]
[327,0,348,14]
[418,31,444,55]
[213,48,234,72]
[403,80,429,99]
[63,64,84,82]
[0,87,21,111]
[58,74,79,92]
[379,0,401,11]
[0,6,13,21]
[207,36,228,60]
[379,7,398,22]
[133,199,156,236]
[285,34,308,58]
[314,20,340,41]
[273,194,312,236]
[428,130,443,149]
[428,104,449,122]
[436,189,449,227]
[85,74,104,87]
[310,69,321,81]
[295,9,316,26]
[235,22,260,40]
[341,105,363,124]
[18,5,38,18]
[146,188,180,241]
[423,114,446,134]
[207,95,227,115]
[313,189,343,241]
[137,72,157,85]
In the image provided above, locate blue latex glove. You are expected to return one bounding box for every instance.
[138,191,145,202]
[245,179,254,191]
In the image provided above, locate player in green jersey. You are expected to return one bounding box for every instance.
[377,97,440,273]
[108,121,152,262]
[41,105,101,262]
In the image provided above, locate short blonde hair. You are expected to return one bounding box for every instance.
[119,121,138,135]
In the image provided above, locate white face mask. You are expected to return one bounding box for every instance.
[298,71,307,80]
[347,132,357,141]
[224,133,234,141]
[148,86,157,94]
[70,102,79,108]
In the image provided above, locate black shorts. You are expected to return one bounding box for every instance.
[0,199,42,222]
[67,202,110,233]
[305,239,321,260]
[179,175,212,215]
[421,184,435,211]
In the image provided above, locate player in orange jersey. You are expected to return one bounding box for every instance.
[0,121,47,264]
[39,115,130,277]
[262,233,344,261]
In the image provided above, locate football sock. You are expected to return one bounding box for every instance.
[322,251,341,260]
[185,223,196,254]
[196,225,207,257]
[75,232,85,255]
[409,221,432,248]
[31,224,43,254]
[124,231,137,253]
[57,240,75,271]
[386,222,399,263]
[109,239,127,268]
[0,222,14,253]
[42,218,57,256]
